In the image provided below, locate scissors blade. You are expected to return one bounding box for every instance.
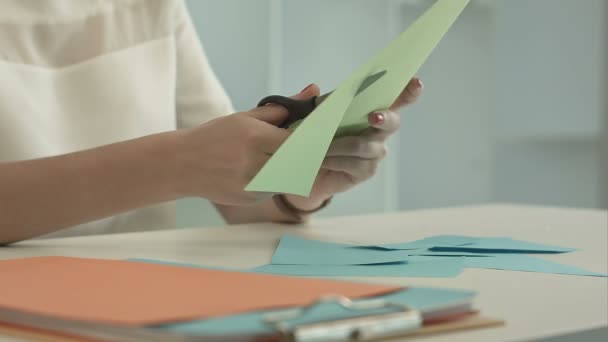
[314,69,388,107]
[314,92,331,107]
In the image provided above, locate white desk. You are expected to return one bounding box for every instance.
[1,205,606,341]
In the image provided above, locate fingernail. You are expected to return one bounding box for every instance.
[371,112,385,125]
[300,84,313,93]
[414,78,423,89]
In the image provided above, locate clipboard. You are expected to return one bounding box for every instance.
[0,295,503,342]
[261,295,502,341]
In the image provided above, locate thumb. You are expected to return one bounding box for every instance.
[247,84,321,125]
[291,83,321,100]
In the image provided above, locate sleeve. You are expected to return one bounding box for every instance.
[173,0,234,129]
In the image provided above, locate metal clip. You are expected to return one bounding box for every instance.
[263,295,422,342]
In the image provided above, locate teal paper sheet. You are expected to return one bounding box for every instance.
[252,258,464,278]
[408,250,495,257]
[158,287,476,335]
[265,235,597,278]
[357,235,575,253]
[272,235,411,265]
[355,235,476,250]
[463,255,607,277]
[430,237,577,254]
[130,256,464,278]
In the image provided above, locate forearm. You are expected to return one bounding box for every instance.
[0,132,180,244]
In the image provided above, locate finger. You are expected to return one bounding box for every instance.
[246,104,290,126]
[252,123,292,154]
[326,136,387,159]
[291,83,321,99]
[245,83,321,126]
[391,77,423,111]
[321,157,380,183]
[367,110,400,135]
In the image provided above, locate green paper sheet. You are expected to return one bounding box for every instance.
[246,0,471,196]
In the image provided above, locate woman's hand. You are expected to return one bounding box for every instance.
[285,78,423,210]
[174,105,291,206]
[175,77,422,213]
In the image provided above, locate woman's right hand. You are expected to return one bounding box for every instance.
[173,104,291,206]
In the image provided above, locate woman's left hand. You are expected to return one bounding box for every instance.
[284,77,424,210]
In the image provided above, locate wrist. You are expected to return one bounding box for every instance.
[283,194,330,211]
[159,129,190,199]
[274,194,332,223]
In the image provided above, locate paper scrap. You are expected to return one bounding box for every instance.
[463,255,607,277]
[355,235,476,251]
[430,237,577,254]
[357,235,575,254]
[272,235,411,265]
[252,258,464,278]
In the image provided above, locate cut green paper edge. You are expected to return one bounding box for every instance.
[246,0,471,196]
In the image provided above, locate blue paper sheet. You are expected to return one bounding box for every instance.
[408,250,495,257]
[158,287,476,335]
[354,235,476,250]
[252,258,464,278]
[431,237,577,254]
[272,235,412,265]
[130,256,464,278]
[463,255,607,277]
[357,235,575,254]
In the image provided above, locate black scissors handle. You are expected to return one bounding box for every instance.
[257,95,318,129]
[257,70,387,129]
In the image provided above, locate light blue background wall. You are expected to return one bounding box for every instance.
[493,0,607,209]
[177,0,607,228]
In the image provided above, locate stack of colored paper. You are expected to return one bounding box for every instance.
[0,257,501,339]
[253,234,607,278]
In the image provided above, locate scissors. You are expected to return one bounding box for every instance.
[257,70,387,129]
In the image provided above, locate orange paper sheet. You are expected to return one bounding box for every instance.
[0,257,399,326]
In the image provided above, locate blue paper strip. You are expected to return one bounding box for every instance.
[354,235,476,251]
[356,235,576,254]
[158,287,476,335]
[431,237,577,253]
[463,255,607,277]
[272,235,412,265]
[252,258,464,278]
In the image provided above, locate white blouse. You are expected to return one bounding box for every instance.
[0,0,234,237]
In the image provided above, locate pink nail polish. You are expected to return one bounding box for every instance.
[373,112,385,125]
